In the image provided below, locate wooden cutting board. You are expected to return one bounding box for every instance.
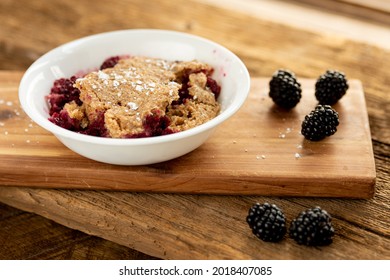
[0,71,376,198]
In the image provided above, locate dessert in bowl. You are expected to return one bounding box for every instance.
[19,29,250,165]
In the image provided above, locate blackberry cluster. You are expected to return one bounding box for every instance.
[289,206,334,246]
[301,105,339,141]
[315,70,349,105]
[246,202,287,242]
[269,69,302,109]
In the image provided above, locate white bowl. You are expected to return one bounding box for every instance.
[19,29,250,165]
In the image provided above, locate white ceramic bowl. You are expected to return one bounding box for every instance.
[19,29,250,165]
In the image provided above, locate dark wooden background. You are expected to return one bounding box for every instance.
[0,0,389,259]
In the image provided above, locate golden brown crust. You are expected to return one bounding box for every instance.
[71,56,220,138]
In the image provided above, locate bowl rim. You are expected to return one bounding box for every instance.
[19,29,251,146]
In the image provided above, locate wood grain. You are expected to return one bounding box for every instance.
[1,186,389,260]
[0,73,376,198]
[199,0,390,50]
[0,203,157,260]
[289,0,390,25]
[0,0,389,260]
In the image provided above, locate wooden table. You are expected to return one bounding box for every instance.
[0,0,389,259]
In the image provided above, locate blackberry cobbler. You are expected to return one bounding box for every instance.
[46,56,221,138]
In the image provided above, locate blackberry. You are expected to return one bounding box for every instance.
[246,202,286,242]
[269,69,302,109]
[315,70,349,105]
[289,206,334,246]
[301,105,339,141]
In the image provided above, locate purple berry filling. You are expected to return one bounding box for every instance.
[80,111,108,137]
[49,109,108,137]
[48,110,82,131]
[127,110,175,138]
[206,76,221,99]
[174,70,220,105]
[46,76,81,115]
[100,56,121,70]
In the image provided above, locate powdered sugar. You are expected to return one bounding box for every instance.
[98,70,109,80]
[127,102,139,110]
